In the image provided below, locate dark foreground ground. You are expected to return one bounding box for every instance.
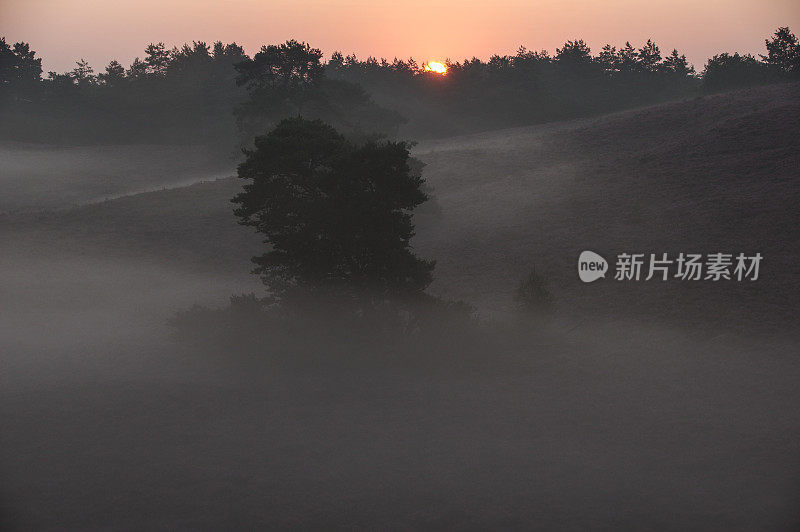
[2,83,799,529]
[3,323,799,530]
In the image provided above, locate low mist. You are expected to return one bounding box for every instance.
[2,26,800,530]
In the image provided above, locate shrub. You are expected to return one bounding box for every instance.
[514,268,554,315]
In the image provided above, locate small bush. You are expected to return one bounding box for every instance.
[514,268,554,315]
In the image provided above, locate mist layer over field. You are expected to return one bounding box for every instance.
[2,84,799,529]
[0,143,235,213]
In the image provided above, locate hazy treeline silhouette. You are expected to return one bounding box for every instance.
[328,27,799,136]
[0,38,402,146]
[1,27,797,143]
[234,41,404,144]
[0,40,248,145]
[328,40,698,136]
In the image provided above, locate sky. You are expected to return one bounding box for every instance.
[2,0,799,74]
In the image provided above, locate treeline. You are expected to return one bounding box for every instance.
[327,28,800,136]
[328,40,697,136]
[0,27,797,144]
[0,38,403,146]
[0,40,248,145]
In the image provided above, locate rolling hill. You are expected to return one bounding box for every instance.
[2,82,799,530]
[4,82,798,336]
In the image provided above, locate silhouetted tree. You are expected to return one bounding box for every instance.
[637,39,662,72]
[70,59,95,85]
[618,41,639,73]
[0,38,42,100]
[232,118,434,306]
[235,40,402,139]
[127,57,147,78]
[702,53,772,92]
[556,39,593,66]
[598,44,620,74]
[663,49,694,76]
[762,27,800,74]
[98,60,125,86]
[328,51,345,69]
[514,268,554,316]
[235,39,324,117]
[144,42,170,76]
[169,41,211,72]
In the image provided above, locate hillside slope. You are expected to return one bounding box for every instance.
[5,82,797,336]
[0,143,236,213]
[413,82,800,334]
[2,83,800,530]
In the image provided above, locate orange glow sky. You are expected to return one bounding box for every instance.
[2,0,799,73]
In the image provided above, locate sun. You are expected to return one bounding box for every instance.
[424,61,447,74]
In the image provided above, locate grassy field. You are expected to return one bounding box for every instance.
[412,82,800,333]
[5,82,798,334]
[1,83,799,529]
[0,142,235,213]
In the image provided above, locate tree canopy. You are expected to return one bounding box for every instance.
[762,26,800,73]
[232,118,434,306]
[0,37,42,101]
[234,40,403,140]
